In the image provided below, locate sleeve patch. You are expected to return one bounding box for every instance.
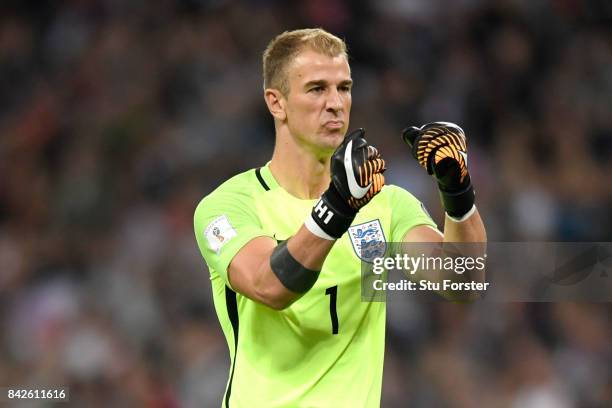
[204,215,237,254]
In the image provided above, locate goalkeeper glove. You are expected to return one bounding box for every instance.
[306,128,386,240]
[402,122,475,219]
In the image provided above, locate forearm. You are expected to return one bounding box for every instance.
[439,207,487,301]
[251,226,335,309]
[287,225,336,269]
[443,206,487,243]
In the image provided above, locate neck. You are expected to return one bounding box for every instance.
[269,130,332,200]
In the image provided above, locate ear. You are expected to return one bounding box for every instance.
[264,88,287,121]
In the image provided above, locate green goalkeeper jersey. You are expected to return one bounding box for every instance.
[194,164,435,408]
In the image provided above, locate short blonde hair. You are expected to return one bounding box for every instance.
[262,28,348,95]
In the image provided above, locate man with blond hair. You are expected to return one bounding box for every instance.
[195,28,486,407]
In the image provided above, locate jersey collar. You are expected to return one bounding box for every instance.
[259,162,280,190]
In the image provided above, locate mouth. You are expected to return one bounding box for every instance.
[324,120,344,129]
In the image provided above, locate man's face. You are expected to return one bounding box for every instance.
[283,49,352,152]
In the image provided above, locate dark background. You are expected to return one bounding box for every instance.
[0,0,610,406]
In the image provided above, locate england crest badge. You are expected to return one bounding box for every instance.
[348,219,387,263]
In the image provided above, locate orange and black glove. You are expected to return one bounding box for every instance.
[306,129,385,239]
[402,122,474,218]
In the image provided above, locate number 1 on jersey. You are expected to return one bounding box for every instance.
[325,285,339,334]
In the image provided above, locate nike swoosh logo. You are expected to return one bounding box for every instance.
[344,140,371,199]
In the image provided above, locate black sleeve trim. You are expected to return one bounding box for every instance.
[224,286,239,407]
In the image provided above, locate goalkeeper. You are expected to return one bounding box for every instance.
[194,28,486,408]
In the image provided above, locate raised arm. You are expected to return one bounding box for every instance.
[227,129,386,310]
[400,122,487,299]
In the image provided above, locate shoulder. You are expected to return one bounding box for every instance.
[208,167,262,197]
[373,184,433,223]
[194,167,262,217]
[381,184,436,230]
[376,184,421,204]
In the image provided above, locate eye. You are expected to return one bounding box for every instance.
[339,85,352,93]
[309,86,324,93]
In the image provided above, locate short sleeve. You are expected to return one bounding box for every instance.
[386,185,438,241]
[194,188,269,287]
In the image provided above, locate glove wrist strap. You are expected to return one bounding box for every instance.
[438,181,475,218]
[306,184,356,240]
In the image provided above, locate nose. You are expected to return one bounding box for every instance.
[326,87,343,112]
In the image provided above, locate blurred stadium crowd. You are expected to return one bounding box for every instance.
[0,0,610,406]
